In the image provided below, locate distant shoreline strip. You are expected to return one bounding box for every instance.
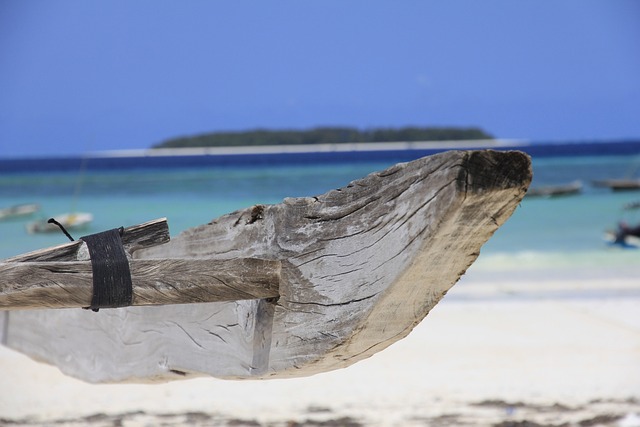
[2,139,640,173]
[95,139,520,158]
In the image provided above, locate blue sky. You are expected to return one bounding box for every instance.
[1,1,639,157]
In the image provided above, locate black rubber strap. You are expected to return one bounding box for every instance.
[80,228,133,311]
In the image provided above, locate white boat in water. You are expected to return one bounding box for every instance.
[0,204,40,221]
[26,212,93,234]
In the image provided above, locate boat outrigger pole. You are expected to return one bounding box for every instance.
[0,218,280,310]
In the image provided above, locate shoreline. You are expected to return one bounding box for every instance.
[96,139,516,158]
[0,139,516,163]
[4,137,640,161]
[1,275,639,426]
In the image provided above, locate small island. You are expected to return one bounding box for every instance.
[153,126,493,149]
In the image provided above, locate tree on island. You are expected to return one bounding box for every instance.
[153,126,493,149]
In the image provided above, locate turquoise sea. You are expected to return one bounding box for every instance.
[1,144,639,282]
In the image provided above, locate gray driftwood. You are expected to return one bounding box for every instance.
[1,150,532,383]
[6,217,171,263]
[1,217,278,309]
[0,259,280,310]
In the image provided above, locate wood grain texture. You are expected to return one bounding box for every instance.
[3,150,532,383]
[5,218,170,263]
[0,258,280,310]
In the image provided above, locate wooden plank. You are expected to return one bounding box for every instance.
[5,217,170,263]
[3,150,532,383]
[0,258,280,310]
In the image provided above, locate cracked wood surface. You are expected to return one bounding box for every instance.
[1,150,532,383]
[5,217,171,263]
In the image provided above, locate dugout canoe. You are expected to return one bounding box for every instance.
[0,150,532,383]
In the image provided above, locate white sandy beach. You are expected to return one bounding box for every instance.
[1,273,639,427]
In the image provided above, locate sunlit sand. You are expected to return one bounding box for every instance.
[1,272,638,426]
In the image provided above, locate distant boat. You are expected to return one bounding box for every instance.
[603,230,640,249]
[26,212,93,234]
[592,179,640,191]
[25,155,94,235]
[526,180,582,198]
[0,203,40,221]
[624,200,640,210]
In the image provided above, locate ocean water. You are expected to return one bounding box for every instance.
[1,149,639,281]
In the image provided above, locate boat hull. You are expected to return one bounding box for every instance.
[1,150,532,383]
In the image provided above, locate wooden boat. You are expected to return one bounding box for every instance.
[592,179,640,191]
[26,212,93,234]
[0,203,40,221]
[525,180,582,198]
[0,150,531,383]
